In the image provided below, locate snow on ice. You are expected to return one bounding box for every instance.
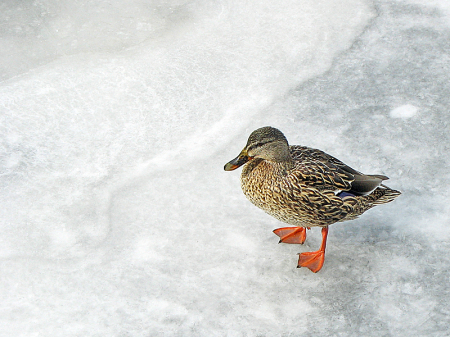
[1,0,450,336]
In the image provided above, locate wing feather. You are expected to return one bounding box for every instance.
[289,145,388,195]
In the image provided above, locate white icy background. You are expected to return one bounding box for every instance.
[1,0,450,335]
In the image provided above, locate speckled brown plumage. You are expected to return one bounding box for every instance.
[240,145,400,227]
[224,126,401,272]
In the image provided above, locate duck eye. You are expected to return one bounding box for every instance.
[248,142,266,153]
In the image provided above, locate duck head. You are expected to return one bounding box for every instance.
[224,126,291,171]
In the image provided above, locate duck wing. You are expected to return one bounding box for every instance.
[289,146,388,195]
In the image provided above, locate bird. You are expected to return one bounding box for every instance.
[224,126,401,272]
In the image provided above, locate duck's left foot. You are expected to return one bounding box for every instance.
[297,250,325,273]
[297,226,329,273]
[273,227,307,244]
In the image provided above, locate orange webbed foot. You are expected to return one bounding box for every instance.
[273,227,307,244]
[297,250,325,273]
[297,226,329,273]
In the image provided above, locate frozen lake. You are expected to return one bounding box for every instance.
[1,0,449,335]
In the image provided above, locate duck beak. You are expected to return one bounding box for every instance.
[224,149,252,171]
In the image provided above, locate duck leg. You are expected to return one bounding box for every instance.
[297,226,328,273]
[273,227,308,244]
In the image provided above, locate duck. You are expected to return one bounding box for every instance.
[224,126,401,272]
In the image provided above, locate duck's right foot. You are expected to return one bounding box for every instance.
[273,227,307,244]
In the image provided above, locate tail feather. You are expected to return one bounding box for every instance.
[339,185,401,222]
[369,186,401,205]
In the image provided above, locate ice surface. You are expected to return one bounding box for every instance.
[1,0,450,336]
[389,104,419,118]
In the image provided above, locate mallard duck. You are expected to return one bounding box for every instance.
[224,126,401,272]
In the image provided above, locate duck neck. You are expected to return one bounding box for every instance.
[272,144,294,169]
